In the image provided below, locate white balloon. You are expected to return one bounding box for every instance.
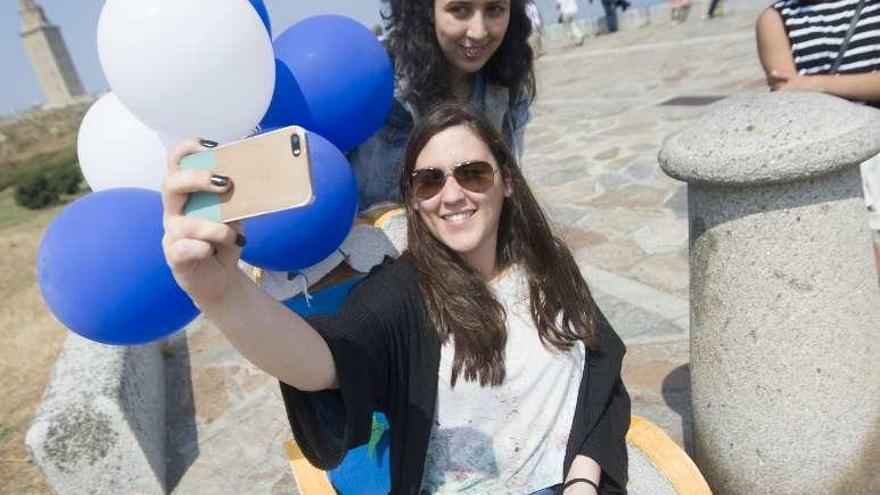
[158,133,188,154]
[97,0,275,143]
[77,93,169,192]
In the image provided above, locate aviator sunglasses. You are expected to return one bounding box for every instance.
[409,160,497,200]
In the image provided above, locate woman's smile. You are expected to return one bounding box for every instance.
[441,209,476,223]
[412,125,509,269]
[461,44,488,60]
[434,0,511,78]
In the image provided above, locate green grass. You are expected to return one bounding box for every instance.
[0,147,78,192]
[0,188,37,231]
[0,423,10,445]
[0,144,86,227]
[0,187,86,231]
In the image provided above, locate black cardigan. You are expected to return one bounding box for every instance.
[280,255,630,494]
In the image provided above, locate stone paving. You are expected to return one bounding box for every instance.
[522,7,768,453]
[163,8,771,494]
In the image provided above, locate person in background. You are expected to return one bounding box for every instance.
[557,0,586,44]
[160,103,630,494]
[703,0,724,19]
[526,0,545,58]
[587,0,631,34]
[371,22,387,42]
[756,0,880,280]
[756,0,880,102]
[669,0,692,23]
[350,0,536,210]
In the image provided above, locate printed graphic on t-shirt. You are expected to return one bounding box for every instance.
[420,266,586,494]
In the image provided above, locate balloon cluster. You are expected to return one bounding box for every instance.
[39,0,393,345]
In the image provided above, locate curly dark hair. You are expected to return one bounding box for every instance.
[399,103,598,388]
[381,0,536,114]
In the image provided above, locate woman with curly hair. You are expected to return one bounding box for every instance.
[350,0,537,210]
[161,103,629,494]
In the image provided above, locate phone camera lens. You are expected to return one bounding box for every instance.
[291,134,302,157]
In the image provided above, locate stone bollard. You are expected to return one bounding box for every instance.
[659,92,880,495]
[26,334,166,495]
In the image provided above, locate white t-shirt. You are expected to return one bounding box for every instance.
[557,0,580,16]
[420,265,586,494]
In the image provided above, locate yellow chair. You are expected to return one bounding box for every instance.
[285,415,712,495]
[625,416,712,495]
[285,440,335,495]
[282,210,711,494]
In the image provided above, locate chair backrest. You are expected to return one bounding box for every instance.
[288,415,713,495]
[280,207,711,495]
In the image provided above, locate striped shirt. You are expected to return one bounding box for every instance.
[773,0,880,75]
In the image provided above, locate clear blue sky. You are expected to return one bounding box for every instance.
[0,0,641,117]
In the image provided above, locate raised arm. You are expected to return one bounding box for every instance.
[161,139,338,391]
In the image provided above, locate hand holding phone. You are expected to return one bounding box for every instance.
[180,126,315,223]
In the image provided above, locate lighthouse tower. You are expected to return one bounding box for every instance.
[19,0,85,107]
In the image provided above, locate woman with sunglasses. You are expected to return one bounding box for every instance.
[350,0,535,209]
[161,103,628,494]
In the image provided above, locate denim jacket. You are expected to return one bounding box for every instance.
[347,72,532,210]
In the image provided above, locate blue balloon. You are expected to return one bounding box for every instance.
[262,15,394,152]
[248,0,272,36]
[37,189,199,345]
[259,58,311,136]
[241,130,358,271]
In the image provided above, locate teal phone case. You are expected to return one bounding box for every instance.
[180,151,221,222]
[177,126,314,223]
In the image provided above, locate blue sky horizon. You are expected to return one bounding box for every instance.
[1,0,655,117]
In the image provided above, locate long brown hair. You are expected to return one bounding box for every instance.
[399,103,598,387]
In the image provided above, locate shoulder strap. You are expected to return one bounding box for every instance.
[831,0,870,74]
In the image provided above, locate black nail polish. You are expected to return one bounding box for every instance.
[235,234,247,247]
[200,139,219,148]
[210,174,230,187]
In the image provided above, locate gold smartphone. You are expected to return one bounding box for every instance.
[180,126,314,223]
